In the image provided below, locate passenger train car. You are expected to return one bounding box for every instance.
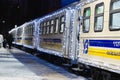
[38,8,79,62]
[22,21,35,49]
[9,0,120,80]
[78,0,120,79]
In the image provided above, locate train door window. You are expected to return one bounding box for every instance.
[55,18,59,33]
[47,21,50,34]
[60,16,65,33]
[83,7,91,33]
[110,0,120,30]
[50,20,54,34]
[94,3,104,32]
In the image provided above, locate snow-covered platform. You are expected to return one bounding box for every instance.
[0,47,87,80]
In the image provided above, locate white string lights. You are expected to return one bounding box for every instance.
[9,0,96,59]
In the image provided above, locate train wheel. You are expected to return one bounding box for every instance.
[101,71,111,80]
[91,68,111,80]
[91,68,102,80]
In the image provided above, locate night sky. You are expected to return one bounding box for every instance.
[0,0,79,36]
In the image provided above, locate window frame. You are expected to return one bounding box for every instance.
[109,0,120,31]
[39,23,43,35]
[30,23,34,36]
[46,21,50,34]
[43,22,47,35]
[59,15,65,34]
[83,7,91,33]
[54,18,59,34]
[94,2,104,32]
[50,19,54,34]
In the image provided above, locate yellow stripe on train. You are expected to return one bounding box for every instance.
[88,47,120,60]
[23,40,33,45]
[40,42,62,52]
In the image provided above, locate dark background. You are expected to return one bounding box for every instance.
[0,0,79,36]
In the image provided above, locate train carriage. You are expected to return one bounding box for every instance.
[37,4,81,64]
[22,21,35,49]
[78,0,120,79]
[38,9,72,58]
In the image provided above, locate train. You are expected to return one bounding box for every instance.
[9,0,120,80]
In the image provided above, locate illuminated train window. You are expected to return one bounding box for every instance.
[50,20,54,34]
[110,0,120,30]
[27,25,29,35]
[60,16,65,33]
[17,28,22,36]
[24,27,27,35]
[46,21,50,34]
[30,25,32,35]
[31,24,34,35]
[40,23,43,35]
[29,25,31,35]
[55,18,59,33]
[42,23,44,35]
[30,25,31,35]
[28,25,31,35]
[30,25,33,35]
[43,22,46,35]
[26,26,28,35]
[83,7,91,33]
[94,3,104,32]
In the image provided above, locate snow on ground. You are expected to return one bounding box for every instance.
[0,47,87,80]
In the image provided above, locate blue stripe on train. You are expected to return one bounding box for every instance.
[24,38,32,40]
[89,40,120,48]
[43,38,61,43]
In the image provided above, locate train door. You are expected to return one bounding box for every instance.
[62,11,71,58]
[63,9,80,64]
[33,20,38,49]
[68,9,80,64]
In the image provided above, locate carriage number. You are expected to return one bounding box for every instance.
[113,41,120,47]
